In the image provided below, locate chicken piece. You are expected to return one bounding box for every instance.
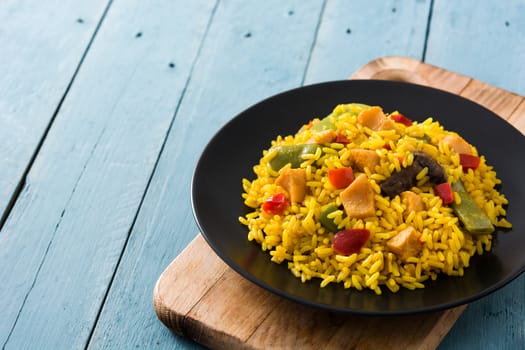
[309,129,337,144]
[275,168,307,203]
[387,226,423,261]
[350,149,380,172]
[357,106,396,131]
[401,191,424,215]
[441,134,473,155]
[339,174,375,219]
[379,117,396,131]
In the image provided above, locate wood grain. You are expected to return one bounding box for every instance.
[425,0,525,96]
[0,0,215,348]
[0,0,110,342]
[0,0,109,225]
[153,236,229,336]
[351,56,471,95]
[508,100,525,135]
[460,80,523,120]
[304,0,431,84]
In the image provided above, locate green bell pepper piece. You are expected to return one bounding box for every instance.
[319,204,340,233]
[451,181,494,234]
[311,115,336,131]
[311,103,371,132]
[269,144,320,171]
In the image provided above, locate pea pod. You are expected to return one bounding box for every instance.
[319,204,340,233]
[269,144,320,171]
[451,181,494,234]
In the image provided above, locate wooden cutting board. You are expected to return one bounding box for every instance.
[153,57,525,350]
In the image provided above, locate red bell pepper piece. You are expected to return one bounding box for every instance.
[459,153,480,172]
[434,182,454,205]
[390,113,413,126]
[333,228,370,255]
[262,193,288,215]
[328,167,355,189]
[335,133,350,144]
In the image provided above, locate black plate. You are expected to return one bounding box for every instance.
[191,80,525,315]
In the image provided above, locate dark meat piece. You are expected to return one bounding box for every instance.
[412,151,447,184]
[380,151,447,197]
[380,167,419,197]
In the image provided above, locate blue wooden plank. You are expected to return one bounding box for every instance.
[0,0,215,349]
[425,0,525,96]
[439,276,525,349]
[86,1,325,348]
[0,0,109,224]
[304,0,431,84]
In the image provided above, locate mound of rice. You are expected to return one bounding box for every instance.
[239,103,511,294]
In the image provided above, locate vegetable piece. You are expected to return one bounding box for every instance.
[451,179,466,192]
[434,182,454,205]
[357,106,395,131]
[333,228,370,255]
[441,134,473,155]
[268,144,320,171]
[328,167,354,189]
[311,115,336,132]
[412,151,447,184]
[262,193,288,215]
[339,174,375,219]
[459,153,481,172]
[416,134,431,143]
[350,149,380,172]
[451,181,494,234]
[319,204,340,233]
[275,168,307,202]
[310,129,337,144]
[335,133,350,144]
[380,151,447,197]
[401,191,424,214]
[311,103,371,132]
[386,226,423,261]
[390,113,413,126]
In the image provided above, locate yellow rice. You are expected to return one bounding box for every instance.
[239,103,511,294]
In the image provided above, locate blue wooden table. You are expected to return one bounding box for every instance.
[1,1,524,349]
